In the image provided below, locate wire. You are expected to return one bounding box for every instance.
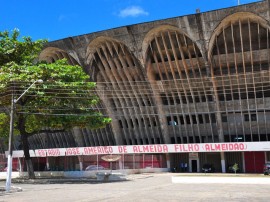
[2,70,270,85]
[16,107,270,117]
[2,79,270,94]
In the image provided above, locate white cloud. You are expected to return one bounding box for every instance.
[118,6,149,18]
[58,15,67,22]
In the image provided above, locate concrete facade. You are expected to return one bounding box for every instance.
[30,0,270,150]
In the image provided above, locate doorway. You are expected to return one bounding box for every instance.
[244,151,265,173]
[191,160,198,172]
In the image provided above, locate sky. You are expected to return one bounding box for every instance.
[0,0,262,42]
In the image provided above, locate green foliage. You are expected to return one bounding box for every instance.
[0,29,111,140]
[0,113,9,138]
[232,163,239,174]
[0,28,46,66]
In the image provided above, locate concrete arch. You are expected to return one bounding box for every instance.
[85,35,162,146]
[142,25,211,145]
[142,25,198,64]
[86,36,125,67]
[207,12,270,143]
[208,12,270,59]
[85,36,145,82]
[39,47,80,66]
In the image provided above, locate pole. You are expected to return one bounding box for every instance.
[5,79,43,192]
[5,96,15,192]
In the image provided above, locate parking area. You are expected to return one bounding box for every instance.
[1,173,270,202]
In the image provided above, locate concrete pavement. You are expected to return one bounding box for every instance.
[0,173,270,201]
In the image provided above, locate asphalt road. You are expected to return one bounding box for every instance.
[1,173,270,202]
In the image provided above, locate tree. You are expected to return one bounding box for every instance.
[232,163,239,174]
[0,29,111,178]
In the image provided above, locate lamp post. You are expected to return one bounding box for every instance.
[6,79,43,192]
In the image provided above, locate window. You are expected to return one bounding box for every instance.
[141,118,145,127]
[125,120,129,128]
[171,137,176,144]
[179,116,185,124]
[221,115,227,122]
[167,116,178,126]
[205,114,210,123]
[211,114,216,123]
[146,118,151,127]
[152,118,157,126]
[198,115,204,124]
[161,93,168,105]
[110,99,117,110]
[119,120,123,128]
[244,114,257,122]
[192,115,197,124]
[186,115,191,124]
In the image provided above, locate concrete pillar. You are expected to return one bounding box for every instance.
[18,158,23,172]
[79,162,83,171]
[268,0,270,20]
[46,157,50,171]
[110,119,124,145]
[166,154,171,170]
[78,156,83,171]
[72,127,84,147]
[242,152,246,173]
[220,152,226,173]
[40,132,49,148]
[119,158,123,170]
[188,159,192,173]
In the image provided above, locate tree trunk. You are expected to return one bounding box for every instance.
[21,133,35,179]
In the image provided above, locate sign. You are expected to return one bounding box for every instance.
[189,152,198,158]
[6,142,270,158]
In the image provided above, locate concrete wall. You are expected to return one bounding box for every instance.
[29,1,270,149]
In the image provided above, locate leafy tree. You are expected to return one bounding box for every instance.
[232,163,239,174]
[0,29,111,178]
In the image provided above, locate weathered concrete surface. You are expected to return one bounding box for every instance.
[1,173,270,202]
[34,0,270,150]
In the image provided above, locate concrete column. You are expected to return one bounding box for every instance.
[78,156,83,171]
[46,157,50,171]
[79,162,83,171]
[110,119,123,145]
[119,158,123,170]
[166,154,171,170]
[242,152,246,173]
[220,152,226,173]
[72,127,84,147]
[18,158,23,172]
[189,159,192,173]
[268,0,270,20]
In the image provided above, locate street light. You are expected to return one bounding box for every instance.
[6,79,43,192]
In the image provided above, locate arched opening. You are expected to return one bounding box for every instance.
[209,12,270,143]
[86,37,163,145]
[39,47,80,65]
[38,47,114,147]
[144,27,216,144]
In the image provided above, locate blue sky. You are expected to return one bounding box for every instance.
[0,0,261,41]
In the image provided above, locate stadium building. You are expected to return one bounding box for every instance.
[5,0,270,174]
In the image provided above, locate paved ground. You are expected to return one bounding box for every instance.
[1,173,270,202]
